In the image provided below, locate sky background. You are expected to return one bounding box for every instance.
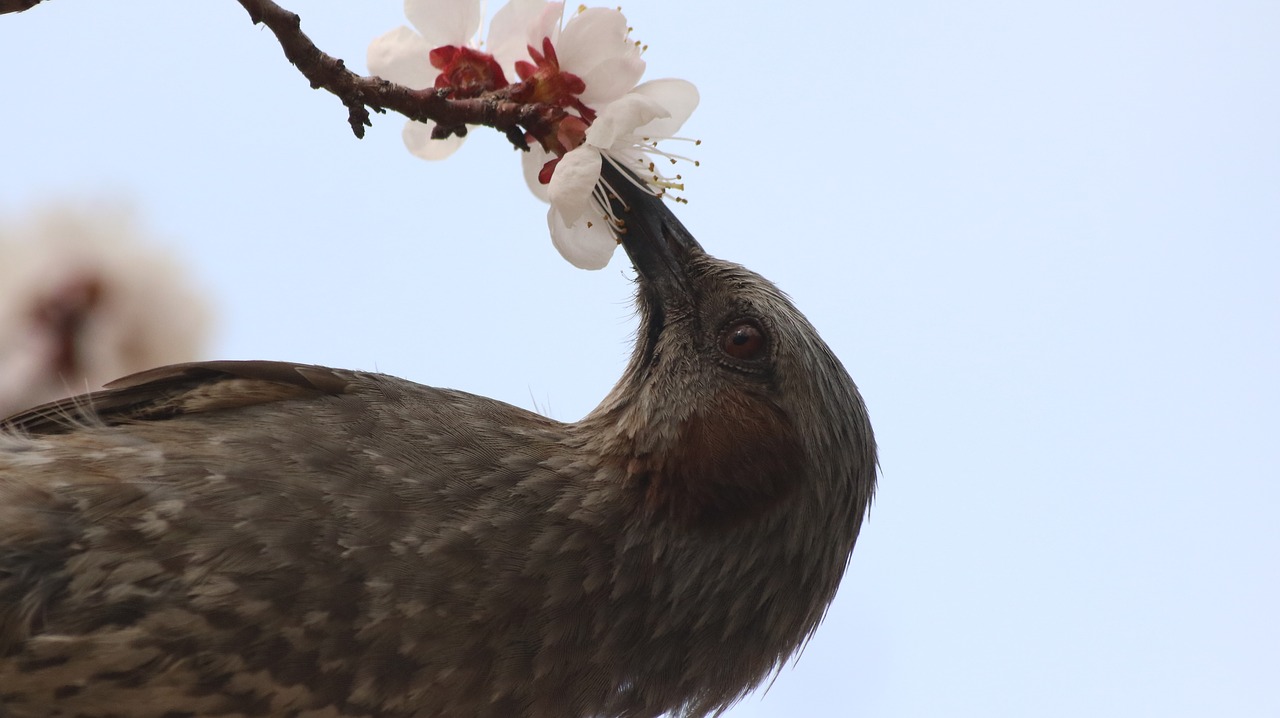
[2,1,1278,716]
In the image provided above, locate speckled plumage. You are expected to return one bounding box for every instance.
[0,173,876,718]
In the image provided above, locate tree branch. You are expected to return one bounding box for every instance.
[4,0,556,146]
[0,0,44,15]
[234,0,559,146]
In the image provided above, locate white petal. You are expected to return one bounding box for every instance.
[488,0,562,76]
[547,146,602,225]
[402,120,466,160]
[557,7,634,75]
[520,144,553,203]
[405,0,483,49]
[548,207,617,270]
[585,93,668,148]
[577,53,646,107]
[528,2,564,48]
[367,27,438,89]
[631,78,700,137]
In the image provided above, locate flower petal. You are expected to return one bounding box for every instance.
[405,0,483,49]
[631,78,700,137]
[488,0,563,77]
[528,2,565,49]
[585,93,668,148]
[556,7,635,76]
[577,53,647,107]
[367,26,438,89]
[548,207,617,270]
[521,144,554,202]
[402,120,466,160]
[547,146,602,225]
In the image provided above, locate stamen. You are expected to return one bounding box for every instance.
[590,181,623,236]
[602,153,658,197]
[642,146,698,164]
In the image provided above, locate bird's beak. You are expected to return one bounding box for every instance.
[602,163,704,303]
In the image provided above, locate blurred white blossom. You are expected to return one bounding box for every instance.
[0,203,213,418]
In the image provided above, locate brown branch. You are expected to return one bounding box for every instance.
[4,0,555,145]
[235,0,561,145]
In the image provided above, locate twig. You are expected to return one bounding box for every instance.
[234,0,559,145]
[0,0,44,15]
[3,0,555,145]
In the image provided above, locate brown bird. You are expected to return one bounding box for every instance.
[0,168,877,718]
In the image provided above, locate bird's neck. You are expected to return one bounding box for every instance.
[575,385,801,531]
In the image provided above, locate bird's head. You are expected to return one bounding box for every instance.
[581,166,877,535]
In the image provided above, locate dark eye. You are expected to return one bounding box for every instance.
[721,321,767,361]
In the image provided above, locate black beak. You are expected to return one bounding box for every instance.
[601,162,704,304]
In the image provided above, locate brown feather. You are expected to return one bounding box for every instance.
[2,361,352,434]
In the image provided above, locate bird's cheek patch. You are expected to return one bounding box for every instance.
[642,393,800,529]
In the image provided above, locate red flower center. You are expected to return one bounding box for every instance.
[427,38,606,178]
[511,38,600,161]
[514,38,595,122]
[429,45,509,95]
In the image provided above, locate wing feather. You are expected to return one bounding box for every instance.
[0,360,353,434]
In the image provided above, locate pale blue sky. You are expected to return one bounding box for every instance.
[2,1,1277,716]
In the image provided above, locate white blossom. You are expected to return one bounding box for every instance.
[367,0,554,160]
[528,78,699,269]
[369,0,701,269]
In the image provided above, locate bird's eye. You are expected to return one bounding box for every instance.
[721,321,767,361]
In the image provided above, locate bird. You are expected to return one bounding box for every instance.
[0,166,877,718]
